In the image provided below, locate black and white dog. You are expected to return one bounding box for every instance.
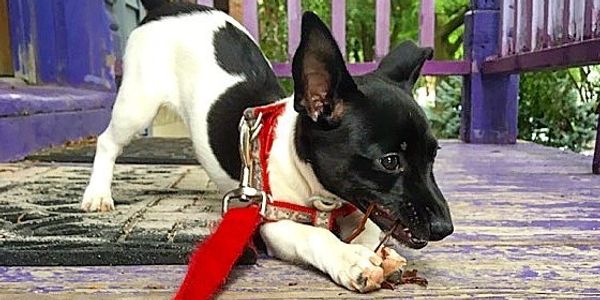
[82,0,453,292]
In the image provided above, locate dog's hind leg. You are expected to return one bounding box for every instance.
[81,84,162,212]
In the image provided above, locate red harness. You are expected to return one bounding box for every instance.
[174,102,356,300]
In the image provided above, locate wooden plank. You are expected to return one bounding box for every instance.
[531,0,546,49]
[242,0,258,40]
[287,0,301,61]
[542,0,550,47]
[482,38,600,73]
[500,0,516,56]
[512,0,519,54]
[569,0,585,40]
[516,0,533,52]
[594,0,600,36]
[548,0,564,44]
[331,0,346,58]
[196,0,214,6]
[375,0,391,60]
[584,0,594,38]
[562,0,570,41]
[0,0,12,76]
[2,141,600,297]
[419,0,435,48]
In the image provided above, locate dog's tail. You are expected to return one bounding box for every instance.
[141,0,168,11]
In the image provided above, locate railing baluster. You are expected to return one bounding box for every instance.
[196,0,213,6]
[548,0,564,45]
[512,0,519,54]
[532,0,545,50]
[594,0,600,37]
[542,0,550,48]
[562,0,570,42]
[243,0,259,40]
[501,0,515,56]
[569,0,584,41]
[419,0,435,48]
[287,0,301,61]
[516,0,533,52]
[584,0,593,38]
[375,0,391,60]
[331,0,346,58]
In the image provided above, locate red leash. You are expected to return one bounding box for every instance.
[174,205,262,300]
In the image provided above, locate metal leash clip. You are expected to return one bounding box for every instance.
[222,113,270,216]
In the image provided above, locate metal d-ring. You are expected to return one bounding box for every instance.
[222,113,269,216]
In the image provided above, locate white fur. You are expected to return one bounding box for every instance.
[82,11,395,292]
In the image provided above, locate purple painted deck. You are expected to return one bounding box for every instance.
[1,140,599,298]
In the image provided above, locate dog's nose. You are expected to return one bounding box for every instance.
[429,221,453,241]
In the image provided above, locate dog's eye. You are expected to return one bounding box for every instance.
[379,154,404,172]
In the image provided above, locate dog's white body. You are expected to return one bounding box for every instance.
[82,11,403,292]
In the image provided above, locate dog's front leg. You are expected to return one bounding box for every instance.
[260,220,385,293]
[337,212,407,284]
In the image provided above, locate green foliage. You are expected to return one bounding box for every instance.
[519,69,598,152]
[425,76,462,138]
[258,0,288,61]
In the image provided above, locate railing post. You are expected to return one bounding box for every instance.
[461,0,519,144]
[243,0,259,40]
[594,114,600,174]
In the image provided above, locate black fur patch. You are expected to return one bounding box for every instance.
[208,22,285,179]
[141,0,168,11]
[140,2,215,25]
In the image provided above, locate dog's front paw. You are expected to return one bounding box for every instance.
[378,247,407,283]
[81,186,115,212]
[333,244,385,293]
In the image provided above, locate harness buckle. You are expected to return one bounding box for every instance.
[222,187,270,216]
[222,113,270,216]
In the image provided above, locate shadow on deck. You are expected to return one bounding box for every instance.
[0,139,599,298]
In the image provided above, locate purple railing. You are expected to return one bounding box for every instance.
[197,0,600,174]
[211,0,471,77]
[484,0,600,73]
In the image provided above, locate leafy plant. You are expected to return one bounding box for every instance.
[519,69,598,152]
[425,76,462,138]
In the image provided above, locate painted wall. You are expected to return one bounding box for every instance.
[8,0,116,91]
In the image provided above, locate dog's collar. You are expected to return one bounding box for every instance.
[242,101,357,232]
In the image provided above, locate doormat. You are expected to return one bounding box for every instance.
[0,161,258,266]
[27,137,198,165]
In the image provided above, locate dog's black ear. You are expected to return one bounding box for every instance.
[292,12,358,127]
[375,41,433,90]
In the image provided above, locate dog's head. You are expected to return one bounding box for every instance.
[292,12,453,249]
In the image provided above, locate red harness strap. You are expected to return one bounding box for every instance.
[174,101,357,300]
[264,200,357,231]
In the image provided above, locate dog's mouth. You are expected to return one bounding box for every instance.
[357,202,428,250]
